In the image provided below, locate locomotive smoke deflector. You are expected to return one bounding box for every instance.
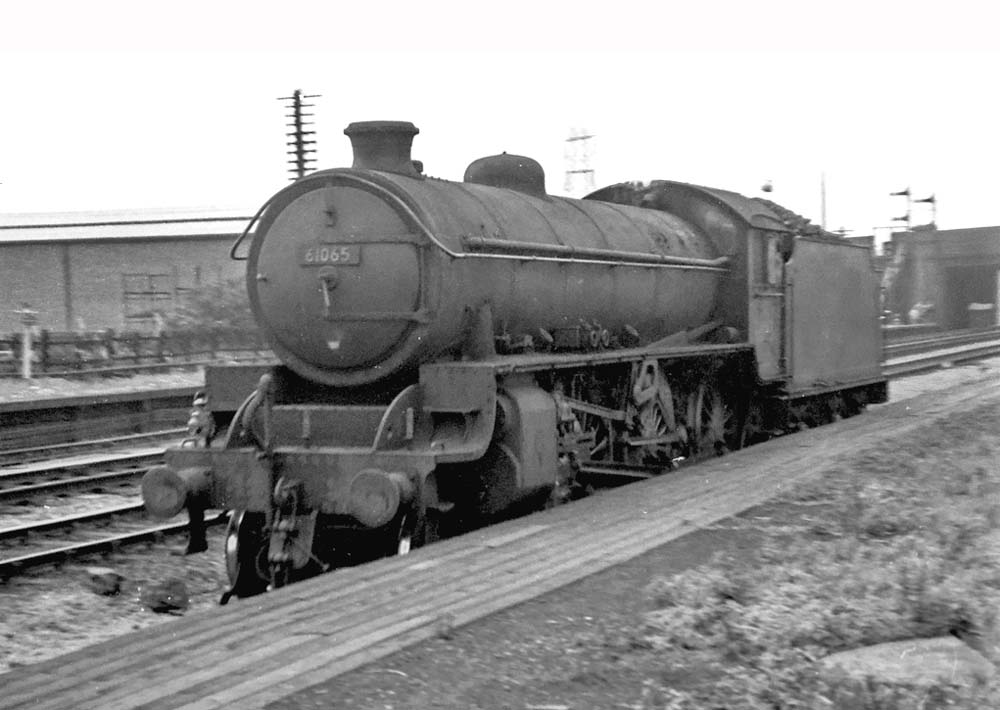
[344,120,422,177]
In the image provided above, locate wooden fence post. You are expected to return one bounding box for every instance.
[38,329,50,374]
[155,331,166,363]
[16,306,39,379]
[103,329,115,367]
[20,329,33,379]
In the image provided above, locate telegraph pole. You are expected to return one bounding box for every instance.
[279,90,319,180]
[820,172,827,230]
[889,187,912,230]
[913,193,937,226]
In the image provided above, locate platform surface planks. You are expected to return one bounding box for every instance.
[3,382,997,710]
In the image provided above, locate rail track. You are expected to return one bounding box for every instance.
[0,465,149,503]
[883,327,1000,376]
[0,447,167,499]
[0,392,190,578]
[3,373,997,710]
[884,325,1000,356]
[0,428,183,467]
[0,504,227,577]
[0,329,998,578]
[0,446,190,576]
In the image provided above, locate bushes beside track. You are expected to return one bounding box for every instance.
[0,279,269,378]
[631,406,1000,708]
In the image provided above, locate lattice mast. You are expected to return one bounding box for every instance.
[564,128,595,195]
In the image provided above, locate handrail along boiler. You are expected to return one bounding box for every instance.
[141,121,887,600]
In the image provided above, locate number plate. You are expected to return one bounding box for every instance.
[301,243,362,266]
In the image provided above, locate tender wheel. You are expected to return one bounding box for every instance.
[221,510,268,602]
[740,400,768,448]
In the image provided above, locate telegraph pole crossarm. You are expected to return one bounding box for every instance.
[278,89,321,180]
[889,186,912,230]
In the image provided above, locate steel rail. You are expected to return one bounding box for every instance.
[0,467,148,503]
[0,512,228,577]
[0,450,165,487]
[0,428,184,462]
[883,338,1000,377]
[884,327,1000,357]
[0,503,146,541]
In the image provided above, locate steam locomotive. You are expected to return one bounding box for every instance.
[141,121,886,601]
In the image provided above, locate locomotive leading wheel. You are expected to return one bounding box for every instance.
[221,510,268,603]
[740,400,767,448]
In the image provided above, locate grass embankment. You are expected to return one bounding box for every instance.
[631,404,1000,709]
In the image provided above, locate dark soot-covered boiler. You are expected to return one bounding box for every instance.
[246,121,729,388]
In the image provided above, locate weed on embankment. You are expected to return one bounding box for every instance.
[635,404,1000,709]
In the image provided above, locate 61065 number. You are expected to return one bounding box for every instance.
[301,244,361,266]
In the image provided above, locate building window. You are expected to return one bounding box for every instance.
[122,273,173,330]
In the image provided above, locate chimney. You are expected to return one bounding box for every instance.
[343,121,421,177]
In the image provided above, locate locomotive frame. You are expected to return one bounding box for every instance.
[141,121,887,601]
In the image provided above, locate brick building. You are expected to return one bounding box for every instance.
[884,224,1000,329]
[0,208,249,334]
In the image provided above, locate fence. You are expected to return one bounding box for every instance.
[0,327,273,378]
[1,324,923,379]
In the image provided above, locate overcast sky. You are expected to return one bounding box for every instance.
[2,1,998,239]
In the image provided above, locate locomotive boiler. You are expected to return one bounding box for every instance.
[142,121,887,600]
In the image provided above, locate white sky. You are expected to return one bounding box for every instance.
[2,1,999,238]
